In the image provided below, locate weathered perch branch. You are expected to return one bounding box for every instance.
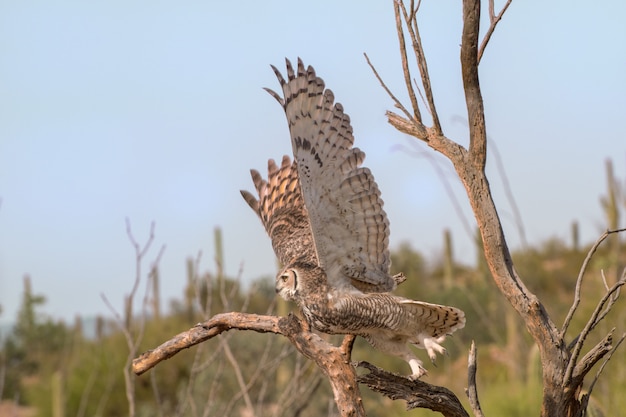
[132,313,282,375]
[133,313,366,416]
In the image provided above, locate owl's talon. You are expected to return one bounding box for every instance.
[408,367,428,380]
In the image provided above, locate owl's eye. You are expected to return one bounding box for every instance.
[279,269,297,286]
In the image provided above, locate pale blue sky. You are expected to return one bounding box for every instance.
[1,1,625,324]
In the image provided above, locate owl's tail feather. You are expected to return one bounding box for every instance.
[398,299,466,337]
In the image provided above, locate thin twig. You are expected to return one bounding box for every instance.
[561,228,626,336]
[125,218,156,302]
[175,341,207,417]
[75,362,98,417]
[412,77,429,115]
[101,220,164,417]
[149,370,165,417]
[364,53,414,121]
[569,329,614,390]
[465,341,484,417]
[275,353,321,416]
[203,357,225,417]
[407,0,422,24]
[586,332,626,397]
[398,0,442,133]
[564,275,626,385]
[462,287,504,345]
[394,0,421,121]
[221,335,255,415]
[477,0,513,63]
[593,269,625,325]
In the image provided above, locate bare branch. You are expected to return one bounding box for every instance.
[594,269,624,325]
[125,218,156,302]
[99,220,164,417]
[364,53,414,121]
[465,341,484,417]
[461,0,487,169]
[561,229,626,336]
[565,272,626,385]
[220,335,255,414]
[133,313,282,375]
[176,343,210,416]
[585,332,626,398]
[356,362,469,417]
[398,0,441,133]
[393,0,421,121]
[149,370,164,417]
[477,0,513,63]
[570,329,614,387]
[386,110,428,140]
[407,0,422,23]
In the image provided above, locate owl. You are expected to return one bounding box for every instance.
[241,58,465,378]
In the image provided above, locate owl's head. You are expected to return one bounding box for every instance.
[276,261,325,303]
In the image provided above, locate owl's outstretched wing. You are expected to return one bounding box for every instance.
[240,155,317,268]
[265,58,395,293]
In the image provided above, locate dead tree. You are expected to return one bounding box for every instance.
[133,1,625,416]
[368,0,626,416]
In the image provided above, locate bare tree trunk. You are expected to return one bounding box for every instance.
[377,0,626,415]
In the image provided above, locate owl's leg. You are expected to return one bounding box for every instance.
[391,346,428,379]
[404,353,427,379]
[365,334,427,379]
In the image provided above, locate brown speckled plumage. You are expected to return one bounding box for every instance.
[241,59,465,378]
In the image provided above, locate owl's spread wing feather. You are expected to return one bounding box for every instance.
[240,155,317,267]
[266,58,394,292]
